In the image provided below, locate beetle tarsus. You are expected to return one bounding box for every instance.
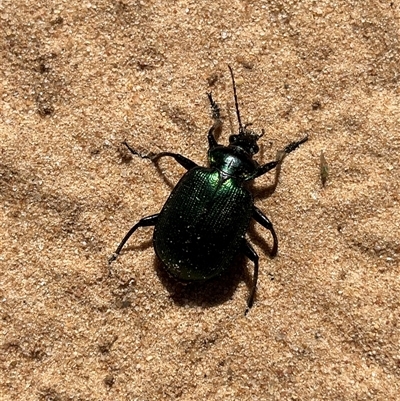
[108,253,118,265]
[283,135,309,154]
[123,141,156,160]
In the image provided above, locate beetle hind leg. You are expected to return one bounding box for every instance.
[241,239,259,315]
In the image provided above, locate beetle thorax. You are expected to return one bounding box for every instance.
[208,146,259,180]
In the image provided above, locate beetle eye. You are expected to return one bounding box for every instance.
[229,134,239,144]
[251,144,259,154]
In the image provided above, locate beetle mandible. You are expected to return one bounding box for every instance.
[109,66,308,313]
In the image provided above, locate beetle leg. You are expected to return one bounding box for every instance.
[123,141,198,171]
[150,152,198,170]
[207,92,222,148]
[283,135,309,154]
[252,160,280,178]
[253,207,278,257]
[108,214,159,264]
[241,239,259,314]
[252,135,308,179]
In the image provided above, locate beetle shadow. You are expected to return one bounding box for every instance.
[113,234,262,310]
[154,256,250,309]
[152,164,175,189]
[119,237,154,254]
[248,220,277,257]
[116,234,274,311]
[251,157,284,200]
[151,160,187,190]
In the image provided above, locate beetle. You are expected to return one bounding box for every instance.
[109,66,308,312]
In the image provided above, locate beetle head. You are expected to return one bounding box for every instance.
[229,127,263,155]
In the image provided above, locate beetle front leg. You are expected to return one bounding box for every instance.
[108,214,159,264]
[123,141,198,170]
[253,207,278,257]
[252,135,308,179]
[241,239,259,314]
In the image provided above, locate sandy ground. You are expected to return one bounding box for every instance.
[1,1,400,400]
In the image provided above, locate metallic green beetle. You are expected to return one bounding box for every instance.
[109,66,308,312]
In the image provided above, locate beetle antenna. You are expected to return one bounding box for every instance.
[228,65,244,133]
